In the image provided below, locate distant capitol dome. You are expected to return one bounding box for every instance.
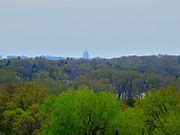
[83,49,89,59]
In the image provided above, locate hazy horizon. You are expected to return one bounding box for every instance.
[1,52,180,59]
[0,0,180,58]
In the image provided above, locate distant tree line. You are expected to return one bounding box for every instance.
[0,55,179,97]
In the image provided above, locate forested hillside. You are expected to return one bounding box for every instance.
[0,55,179,97]
[0,55,179,135]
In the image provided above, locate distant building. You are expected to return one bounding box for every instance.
[83,49,89,59]
[40,55,65,60]
[7,55,28,60]
[19,56,28,59]
[7,56,18,59]
[0,55,3,60]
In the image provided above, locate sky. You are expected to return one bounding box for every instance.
[0,0,180,58]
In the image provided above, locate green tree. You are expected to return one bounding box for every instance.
[0,83,49,135]
[112,107,145,135]
[141,86,180,134]
[41,88,122,135]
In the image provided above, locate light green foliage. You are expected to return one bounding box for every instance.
[112,107,145,135]
[0,56,179,134]
[141,87,180,134]
[0,83,49,135]
[112,86,180,135]
[0,84,179,135]
[41,88,122,135]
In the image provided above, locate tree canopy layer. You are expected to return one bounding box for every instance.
[0,55,179,134]
[41,89,122,135]
[0,55,179,97]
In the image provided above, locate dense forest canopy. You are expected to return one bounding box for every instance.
[0,55,180,135]
[0,55,179,97]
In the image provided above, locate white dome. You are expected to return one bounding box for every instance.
[83,49,89,59]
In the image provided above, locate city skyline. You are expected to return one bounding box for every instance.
[0,51,179,59]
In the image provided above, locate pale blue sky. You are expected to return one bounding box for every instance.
[0,0,180,58]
